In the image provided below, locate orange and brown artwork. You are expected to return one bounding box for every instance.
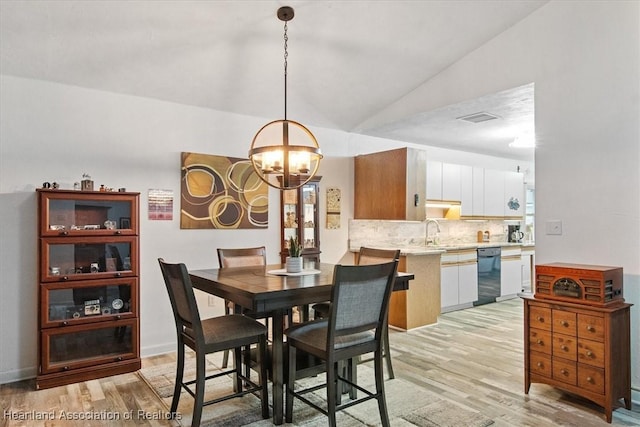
[180,152,268,229]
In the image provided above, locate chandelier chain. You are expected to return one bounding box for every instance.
[283,21,288,119]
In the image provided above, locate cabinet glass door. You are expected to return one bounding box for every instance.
[41,236,137,281]
[301,184,317,250]
[283,188,299,246]
[41,278,137,327]
[40,319,138,374]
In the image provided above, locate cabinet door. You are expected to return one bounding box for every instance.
[426,161,443,200]
[460,165,473,217]
[440,264,459,309]
[504,171,524,217]
[501,258,523,296]
[458,262,479,304]
[483,169,505,217]
[301,183,318,251]
[472,167,484,216]
[442,163,461,201]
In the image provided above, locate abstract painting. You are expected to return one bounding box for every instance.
[180,152,268,229]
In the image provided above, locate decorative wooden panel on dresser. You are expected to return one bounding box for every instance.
[522,294,632,423]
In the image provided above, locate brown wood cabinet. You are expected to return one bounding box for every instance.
[522,295,632,422]
[279,176,321,264]
[354,147,426,220]
[36,189,141,389]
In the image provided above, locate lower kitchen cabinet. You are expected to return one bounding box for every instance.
[440,249,477,312]
[522,295,632,423]
[500,245,522,297]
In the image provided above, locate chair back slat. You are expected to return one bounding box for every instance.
[217,247,266,268]
[328,261,398,342]
[158,258,200,331]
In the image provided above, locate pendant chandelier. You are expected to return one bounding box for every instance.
[248,6,323,190]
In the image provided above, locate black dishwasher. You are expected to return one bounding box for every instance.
[474,247,501,306]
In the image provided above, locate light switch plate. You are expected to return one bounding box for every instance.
[546,220,562,235]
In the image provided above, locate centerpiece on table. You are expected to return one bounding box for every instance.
[286,236,303,273]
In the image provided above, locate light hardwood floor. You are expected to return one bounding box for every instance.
[1,299,638,426]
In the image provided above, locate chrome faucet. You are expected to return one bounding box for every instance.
[424,218,441,245]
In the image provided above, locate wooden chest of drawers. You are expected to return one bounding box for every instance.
[522,295,632,422]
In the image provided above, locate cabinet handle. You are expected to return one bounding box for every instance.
[63,366,69,371]
[117,357,123,361]
[536,316,544,322]
[61,276,69,281]
[536,362,543,368]
[560,369,569,375]
[561,345,568,351]
[536,339,543,345]
[586,376,594,383]
[586,350,593,357]
[115,230,122,235]
[114,272,121,277]
[60,231,69,236]
[586,325,595,332]
[560,320,569,327]
[115,315,122,320]
[62,321,68,326]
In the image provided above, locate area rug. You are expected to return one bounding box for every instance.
[138,353,494,426]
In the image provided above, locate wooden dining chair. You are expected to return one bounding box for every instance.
[158,258,269,427]
[217,247,267,369]
[311,247,400,379]
[285,261,398,426]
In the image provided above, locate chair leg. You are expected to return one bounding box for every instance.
[327,360,338,427]
[348,358,357,400]
[222,301,231,368]
[258,335,270,419]
[285,344,297,423]
[170,340,185,416]
[382,324,395,379]
[192,350,206,427]
[374,349,390,427]
[243,344,252,387]
[234,347,243,393]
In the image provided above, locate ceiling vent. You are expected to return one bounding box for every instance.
[457,112,500,123]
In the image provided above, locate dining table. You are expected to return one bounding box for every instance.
[189,262,414,425]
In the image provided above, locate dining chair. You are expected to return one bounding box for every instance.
[158,258,269,427]
[285,260,399,427]
[311,247,400,379]
[217,246,267,369]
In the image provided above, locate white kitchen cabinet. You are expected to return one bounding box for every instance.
[521,246,535,292]
[483,169,505,217]
[500,246,522,298]
[504,171,524,218]
[460,165,473,217]
[441,249,478,312]
[426,160,443,200]
[472,167,484,216]
[442,163,461,201]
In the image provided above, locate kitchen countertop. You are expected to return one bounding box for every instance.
[350,241,534,256]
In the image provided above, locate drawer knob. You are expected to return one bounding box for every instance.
[561,345,568,351]
[61,276,69,281]
[115,230,122,235]
[586,325,595,332]
[60,231,69,236]
[62,321,68,326]
[536,316,544,322]
[561,368,569,375]
[63,366,69,371]
[536,339,543,345]
[536,362,543,368]
[587,376,594,383]
[586,350,593,357]
[560,320,569,327]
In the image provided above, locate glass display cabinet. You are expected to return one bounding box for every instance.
[280,176,321,265]
[36,189,140,389]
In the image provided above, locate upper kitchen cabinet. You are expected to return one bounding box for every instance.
[355,147,426,220]
[504,171,525,218]
[483,169,505,217]
[426,161,461,202]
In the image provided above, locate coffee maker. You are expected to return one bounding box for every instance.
[508,225,524,242]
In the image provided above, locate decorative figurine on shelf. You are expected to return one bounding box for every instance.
[81,173,94,191]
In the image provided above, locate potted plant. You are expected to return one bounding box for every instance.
[286,236,303,273]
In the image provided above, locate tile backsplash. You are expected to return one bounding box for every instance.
[349,219,522,249]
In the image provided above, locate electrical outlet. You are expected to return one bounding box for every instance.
[546,220,562,235]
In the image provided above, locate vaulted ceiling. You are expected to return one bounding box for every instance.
[0,0,546,160]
